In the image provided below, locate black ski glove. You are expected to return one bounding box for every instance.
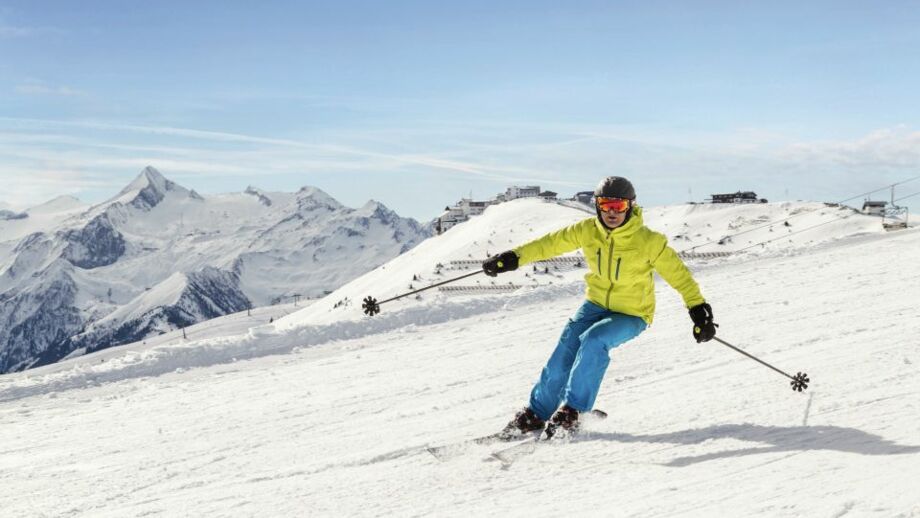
[482,250,519,277]
[689,302,718,343]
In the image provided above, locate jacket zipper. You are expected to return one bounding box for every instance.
[597,249,602,276]
[615,257,622,280]
[605,239,615,307]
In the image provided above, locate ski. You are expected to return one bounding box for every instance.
[486,409,608,468]
[427,409,608,462]
[426,430,541,461]
[488,436,542,467]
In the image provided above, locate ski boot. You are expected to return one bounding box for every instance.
[543,404,579,440]
[500,407,546,440]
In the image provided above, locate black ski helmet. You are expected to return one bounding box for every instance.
[594,176,636,200]
[594,176,636,229]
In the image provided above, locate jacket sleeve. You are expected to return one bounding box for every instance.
[513,220,585,266]
[649,234,706,308]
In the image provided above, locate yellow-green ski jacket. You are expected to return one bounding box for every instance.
[513,206,704,324]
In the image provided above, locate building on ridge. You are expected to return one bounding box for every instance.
[573,191,594,206]
[708,191,767,204]
[436,186,558,234]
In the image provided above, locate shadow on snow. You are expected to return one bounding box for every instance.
[584,424,920,467]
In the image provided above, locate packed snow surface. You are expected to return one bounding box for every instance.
[1,199,918,517]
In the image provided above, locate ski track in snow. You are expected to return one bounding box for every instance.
[2,209,920,517]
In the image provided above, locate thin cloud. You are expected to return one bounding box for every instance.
[0,131,400,179]
[0,25,33,37]
[1,116,917,214]
[782,127,920,169]
[0,24,63,38]
[0,166,119,207]
[15,81,86,97]
[0,117,551,185]
[0,168,114,188]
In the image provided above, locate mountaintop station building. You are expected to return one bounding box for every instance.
[436,186,559,234]
[708,191,767,204]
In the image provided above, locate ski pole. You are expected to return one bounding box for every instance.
[362,270,485,316]
[712,336,810,392]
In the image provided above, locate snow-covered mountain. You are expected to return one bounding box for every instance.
[0,195,87,242]
[0,167,431,373]
[2,196,917,516]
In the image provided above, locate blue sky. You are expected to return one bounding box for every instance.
[2,0,919,219]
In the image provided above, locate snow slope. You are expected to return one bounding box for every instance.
[275,198,886,329]
[0,195,88,242]
[1,199,918,517]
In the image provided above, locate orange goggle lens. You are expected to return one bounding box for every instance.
[596,197,631,213]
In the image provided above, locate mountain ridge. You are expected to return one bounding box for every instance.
[0,167,432,373]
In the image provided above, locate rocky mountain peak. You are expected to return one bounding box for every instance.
[111,166,196,211]
[295,186,343,212]
[120,166,170,194]
[358,199,401,224]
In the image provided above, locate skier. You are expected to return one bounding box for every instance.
[482,176,717,439]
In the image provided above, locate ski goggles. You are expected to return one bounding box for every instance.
[595,197,632,213]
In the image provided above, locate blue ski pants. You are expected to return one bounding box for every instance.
[529,300,647,420]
